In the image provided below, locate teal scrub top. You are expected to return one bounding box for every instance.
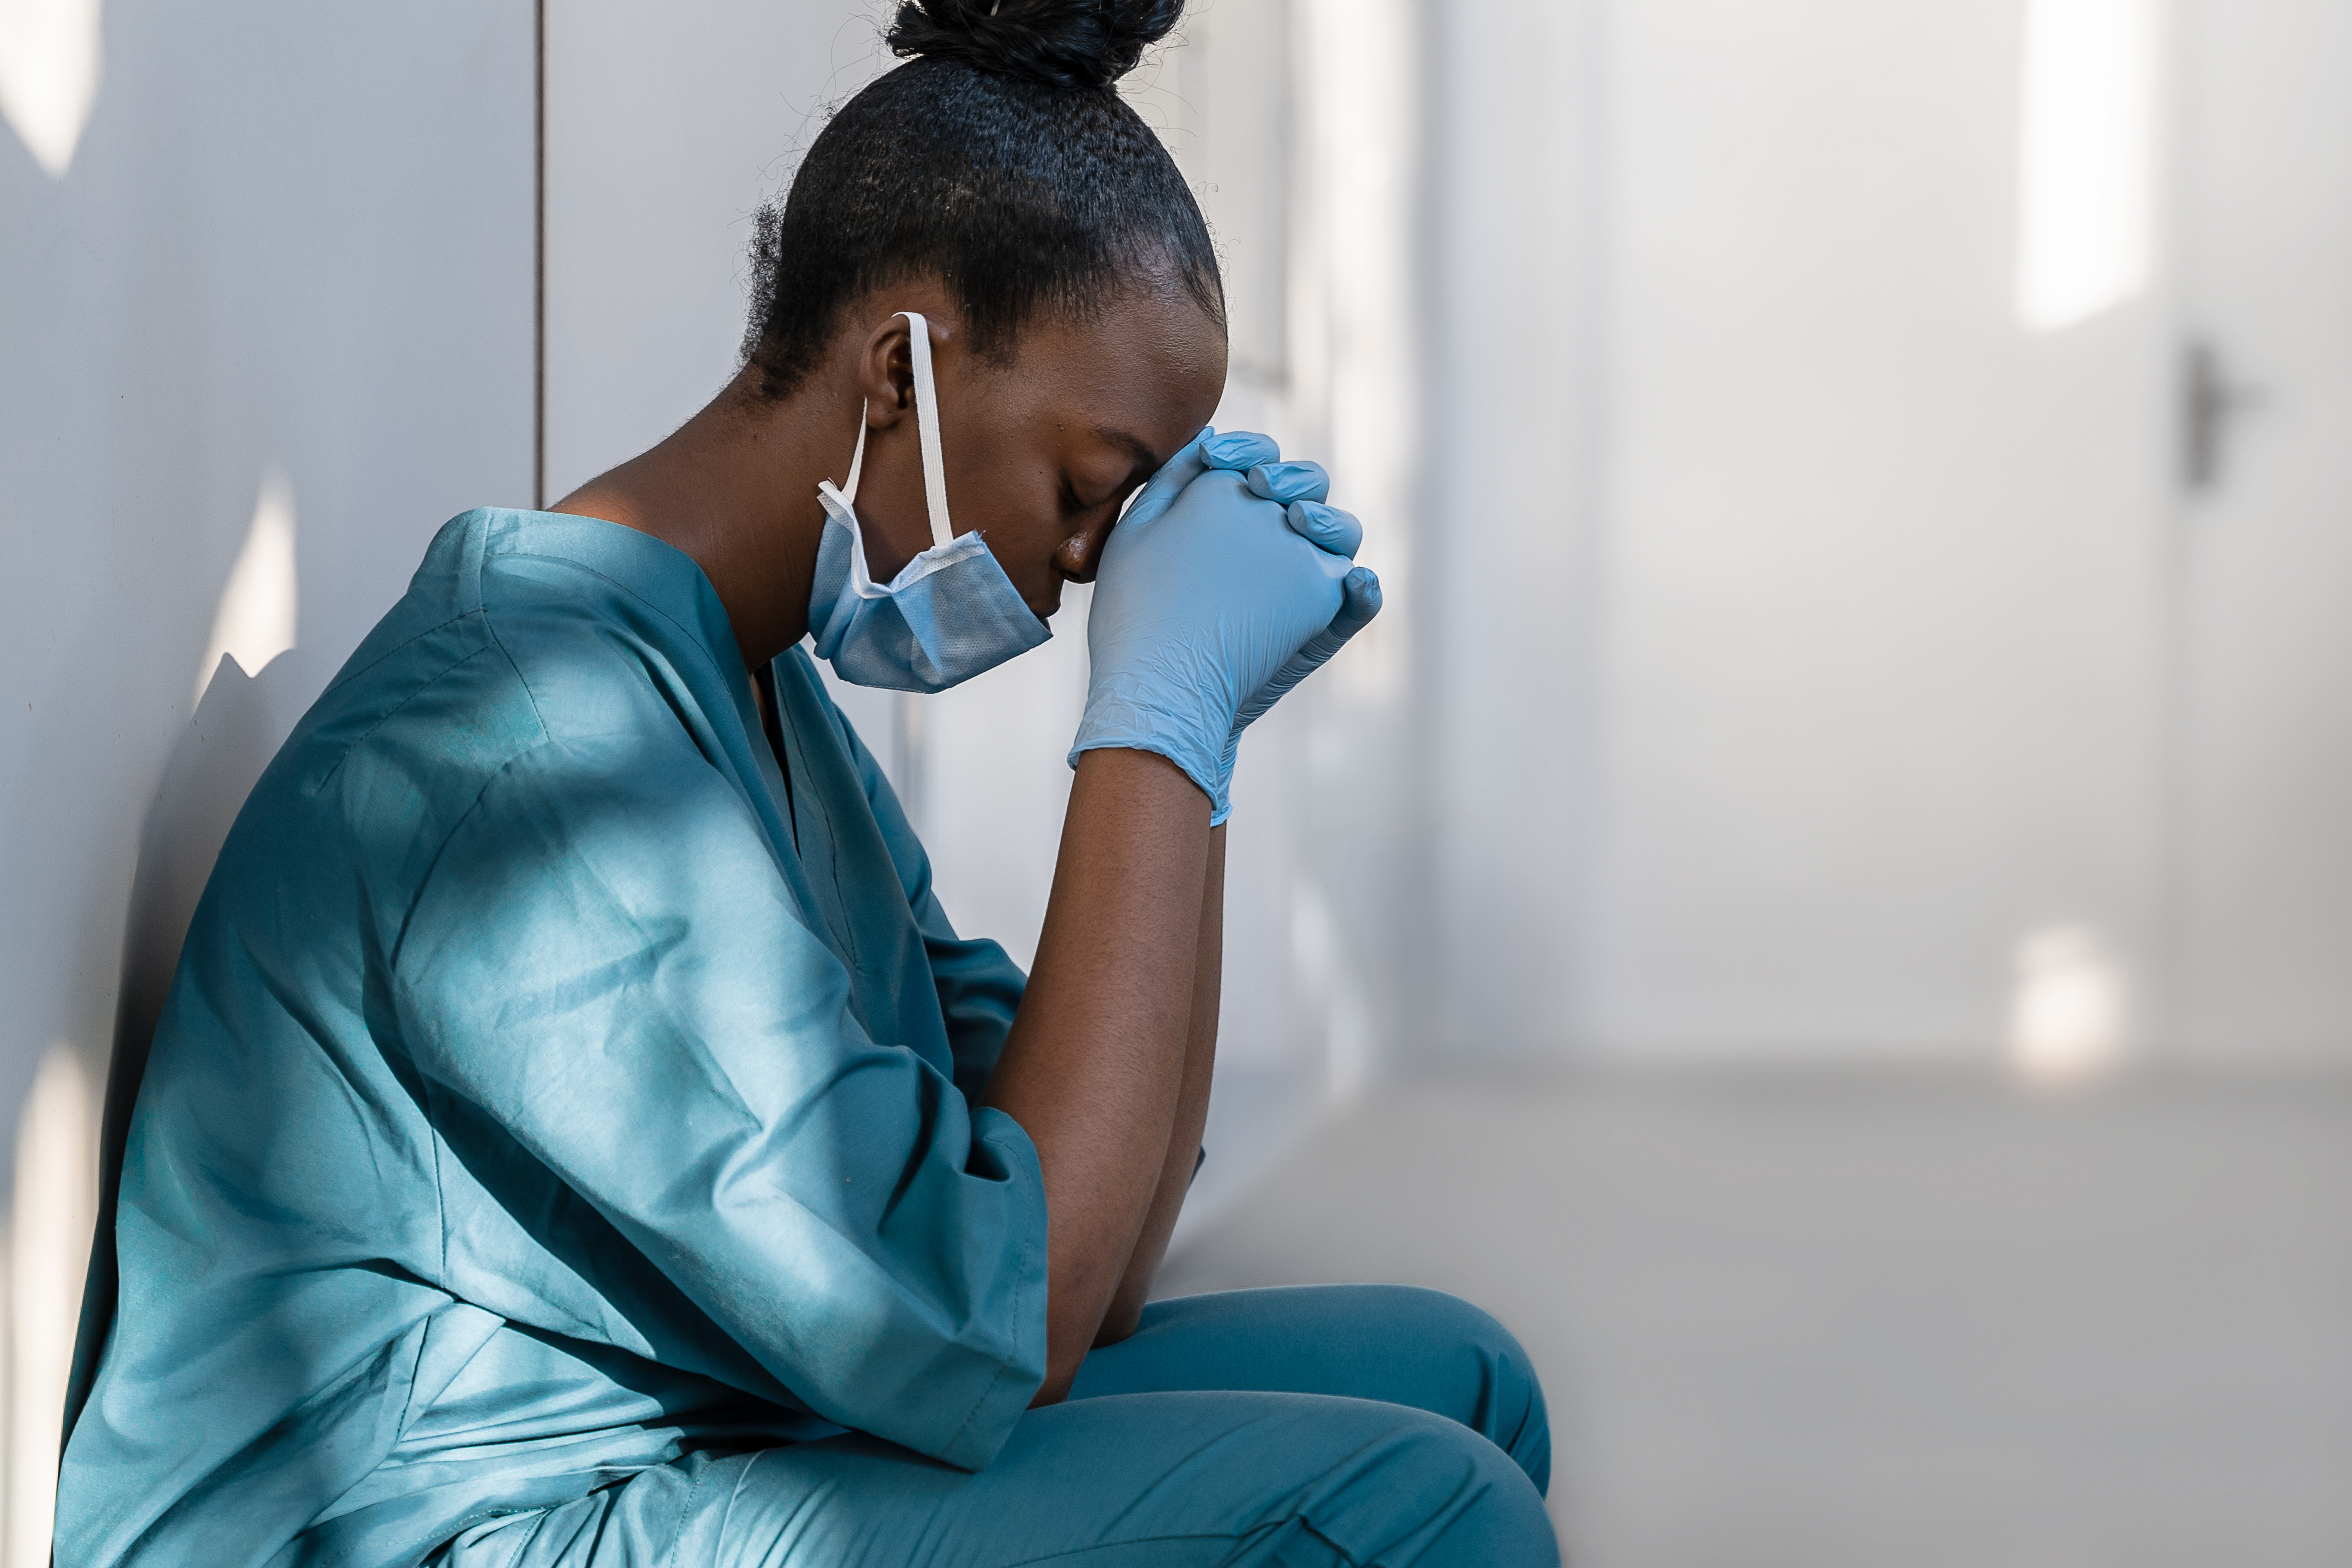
[57,510,1049,1568]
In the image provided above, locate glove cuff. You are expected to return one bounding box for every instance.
[1068,686,1227,814]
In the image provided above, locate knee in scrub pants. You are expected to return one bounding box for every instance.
[434,1388,1557,1568]
[1220,1392,1557,1568]
[1071,1284,1553,1499]
[1376,1284,1555,1496]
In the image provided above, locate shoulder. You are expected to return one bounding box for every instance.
[295,510,745,784]
[228,512,757,911]
[472,511,747,743]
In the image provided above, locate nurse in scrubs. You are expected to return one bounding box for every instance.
[57,2,1556,1563]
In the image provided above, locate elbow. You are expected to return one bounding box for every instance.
[1029,1306,1092,1407]
[1029,1362,1079,1408]
[1033,1258,1153,1406]
[1031,1302,1135,1407]
[1026,1301,1140,1408]
[1092,1300,1144,1348]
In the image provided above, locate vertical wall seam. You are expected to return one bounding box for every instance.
[533,0,547,510]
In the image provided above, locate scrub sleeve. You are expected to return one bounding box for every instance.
[57,512,1049,1568]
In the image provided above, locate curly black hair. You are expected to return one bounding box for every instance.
[742,0,1223,399]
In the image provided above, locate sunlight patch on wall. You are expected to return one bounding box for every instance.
[1292,0,1418,703]
[0,0,103,179]
[2014,0,2160,332]
[6,1045,97,1566]
[2008,924,2131,1088]
[196,467,299,706]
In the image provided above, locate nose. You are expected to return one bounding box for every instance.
[1054,512,1118,584]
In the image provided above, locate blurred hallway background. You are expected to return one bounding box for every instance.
[1163,1071,2352,1564]
[5,0,2348,1561]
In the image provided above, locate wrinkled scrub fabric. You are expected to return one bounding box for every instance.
[58,510,1048,1568]
[431,1285,1558,1568]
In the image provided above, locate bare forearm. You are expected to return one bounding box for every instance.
[983,749,1211,1400]
[1097,823,1224,1342]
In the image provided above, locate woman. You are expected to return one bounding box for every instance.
[58,2,1555,1563]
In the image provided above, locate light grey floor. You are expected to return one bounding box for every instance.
[1156,1068,2352,1568]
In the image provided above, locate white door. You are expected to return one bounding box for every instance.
[1585,0,2174,1060]
[2166,0,2352,1061]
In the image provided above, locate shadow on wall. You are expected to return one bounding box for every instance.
[61,653,304,1438]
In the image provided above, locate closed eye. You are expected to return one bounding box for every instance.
[1064,471,1135,517]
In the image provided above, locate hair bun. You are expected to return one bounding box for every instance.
[887,0,1185,91]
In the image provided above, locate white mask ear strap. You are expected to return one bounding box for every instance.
[842,403,870,503]
[836,313,953,553]
[900,311,956,551]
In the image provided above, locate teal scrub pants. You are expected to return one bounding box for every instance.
[434,1285,1557,1567]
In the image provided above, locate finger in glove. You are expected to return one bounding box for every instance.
[1203,430,1281,470]
[1285,500,1362,560]
[1244,460,1331,506]
[1333,564,1383,634]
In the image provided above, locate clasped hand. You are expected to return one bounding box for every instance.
[1070,428,1383,822]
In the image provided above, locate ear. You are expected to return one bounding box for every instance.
[854,314,920,431]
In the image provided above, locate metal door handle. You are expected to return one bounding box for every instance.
[2182,338,2267,492]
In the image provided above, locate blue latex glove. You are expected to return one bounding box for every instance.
[1112,425,1280,529]
[1220,461,1382,795]
[1073,428,1381,823]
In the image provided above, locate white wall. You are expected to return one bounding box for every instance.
[1419,0,1610,1062]
[0,3,532,1552]
[543,0,893,502]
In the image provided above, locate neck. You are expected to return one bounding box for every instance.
[552,362,855,672]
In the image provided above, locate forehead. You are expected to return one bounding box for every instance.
[989,288,1228,443]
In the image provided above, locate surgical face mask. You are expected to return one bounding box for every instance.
[806,311,1049,692]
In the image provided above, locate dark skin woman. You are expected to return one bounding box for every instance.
[57,4,1559,1564]
[563,284,1233,1394]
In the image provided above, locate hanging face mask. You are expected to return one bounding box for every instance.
[807,311,1050,692]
